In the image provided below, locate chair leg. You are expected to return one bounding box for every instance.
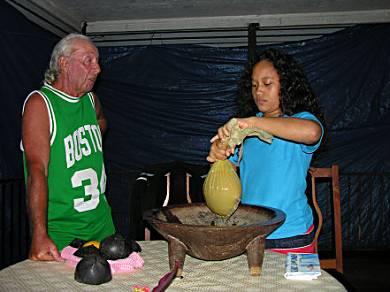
[309,165,343,273]
[332,165,343,273]
[186,173,192,203]
[311,176,322,254]
[163,173,171,207]
[145,227,151,241]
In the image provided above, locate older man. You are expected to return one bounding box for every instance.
[21,33,115,261]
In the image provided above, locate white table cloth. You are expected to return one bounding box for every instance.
[0,240,346,291]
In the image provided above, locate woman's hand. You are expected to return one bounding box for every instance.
[207,117,246,162]
[209,117,257,158]
[208,120,235,161]
[206,138,229,162]
[235,117,256,130]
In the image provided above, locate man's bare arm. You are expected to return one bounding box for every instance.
[22,93,61,261]
[92,93,107,135]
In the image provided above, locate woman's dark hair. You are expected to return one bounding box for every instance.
[236,48,324,126]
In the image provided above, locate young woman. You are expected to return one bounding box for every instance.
[207,48,325,254]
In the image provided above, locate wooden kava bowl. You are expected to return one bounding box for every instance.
[143,203,285,277]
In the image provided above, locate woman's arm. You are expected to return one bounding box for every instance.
[211,116,322,157]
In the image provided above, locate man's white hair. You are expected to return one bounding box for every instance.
[44,33,93,84]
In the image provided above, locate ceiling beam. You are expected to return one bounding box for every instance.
[6,0,80,36]
[87,9,390,34]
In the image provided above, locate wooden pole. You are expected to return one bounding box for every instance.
[248,23,259,65]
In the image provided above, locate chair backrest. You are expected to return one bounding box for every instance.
[144,171,194,240]
[308,165,343,273]
[139,162,209,240]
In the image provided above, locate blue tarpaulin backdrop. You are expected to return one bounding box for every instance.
[0,1,389,251]
[95,25,390,174]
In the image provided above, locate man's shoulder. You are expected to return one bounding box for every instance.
[24,91,46,108]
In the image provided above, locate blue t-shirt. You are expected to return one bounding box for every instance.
[230,111,323,239]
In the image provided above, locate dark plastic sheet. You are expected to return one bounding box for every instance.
[1,0,389,249]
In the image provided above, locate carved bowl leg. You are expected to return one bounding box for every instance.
[167,235,188,277]
[246,235,266,276]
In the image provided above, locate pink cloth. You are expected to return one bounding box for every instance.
[60,246,144,274]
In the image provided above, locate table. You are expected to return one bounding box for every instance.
[0,240,346,291]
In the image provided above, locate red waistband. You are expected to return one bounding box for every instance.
[269,224,316,255]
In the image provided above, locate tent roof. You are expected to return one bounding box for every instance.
[7,0,390,46]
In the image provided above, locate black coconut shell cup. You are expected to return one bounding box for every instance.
[74,254,112,285]
[100,233,141,260]
[73,245,101,258]
[69,238,87,249]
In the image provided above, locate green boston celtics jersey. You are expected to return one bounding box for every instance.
[23,84,115,250]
